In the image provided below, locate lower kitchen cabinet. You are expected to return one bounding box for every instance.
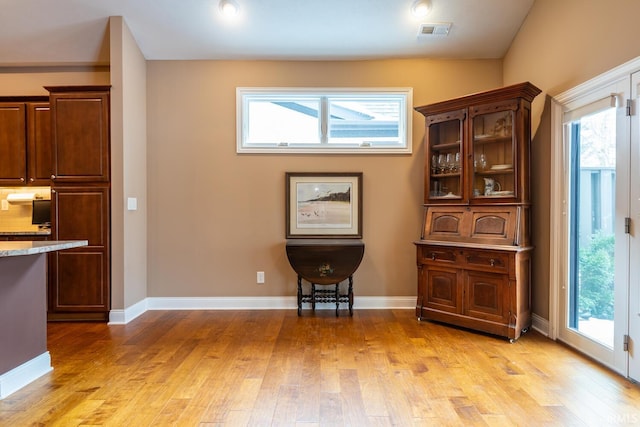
[48,185,110,321]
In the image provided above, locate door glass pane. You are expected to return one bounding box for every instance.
[471,110,515,199]
[427,118,462,200]
[568,107,616,348]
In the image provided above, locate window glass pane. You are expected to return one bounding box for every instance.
[328,97,401,145]
[246,98,320,144]
[237,88,412,153]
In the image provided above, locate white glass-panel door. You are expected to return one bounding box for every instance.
[559,77,630,376]
[628,71,640,381]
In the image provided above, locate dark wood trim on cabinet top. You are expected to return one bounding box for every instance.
[0,96,49,102]
[415,82,541,117]
[44,85,111,93]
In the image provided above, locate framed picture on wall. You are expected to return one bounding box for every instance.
[285,172,363,239]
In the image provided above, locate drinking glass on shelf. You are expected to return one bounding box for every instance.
[453,152,460,172]
[438,154,447,174]
[446,153,454,173]
[475,153,487,171]
[431,155,438,175]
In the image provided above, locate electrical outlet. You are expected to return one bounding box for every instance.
[257,271,265,284]
[1,200,8,210]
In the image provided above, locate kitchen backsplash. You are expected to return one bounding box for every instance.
[0,187,51,232]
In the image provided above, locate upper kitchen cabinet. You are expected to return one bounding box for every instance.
[0,102,27,185]
[415,82,541,205]
[0,98,51,186]
[46,86,110,183]
[27,102,53,185]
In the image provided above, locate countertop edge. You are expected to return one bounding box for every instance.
[0,240,89,258]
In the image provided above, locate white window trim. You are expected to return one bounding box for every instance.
[236,87,413,154]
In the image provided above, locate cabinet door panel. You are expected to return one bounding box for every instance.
[422,267,462,314]
[53,187,108,246]
[424,110,465,203]
[464,271,509,323]
[50,251,106,309]
[49,186,110,318]
[0,103,27,184]
[50,91,109,182]
[27,103,52,185]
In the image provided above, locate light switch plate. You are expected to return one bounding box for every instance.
[127,197,138,211]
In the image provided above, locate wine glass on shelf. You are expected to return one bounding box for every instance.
[475,153,487,171]
[438,154,447,174]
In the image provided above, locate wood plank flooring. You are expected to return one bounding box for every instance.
[1,309,639,426]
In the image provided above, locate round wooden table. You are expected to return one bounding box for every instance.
[285,239,365,316]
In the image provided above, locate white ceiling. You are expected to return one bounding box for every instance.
[0,0,535,66]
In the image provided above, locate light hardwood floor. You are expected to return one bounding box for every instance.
[1,309,639,426]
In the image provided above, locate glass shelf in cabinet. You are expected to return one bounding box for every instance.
[431,192,462,199]
[431,172,461,178]
[431,141,461,150]
[474,169,514,175]
[473,135,512,145]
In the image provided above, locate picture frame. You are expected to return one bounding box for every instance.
[286,172,363,239]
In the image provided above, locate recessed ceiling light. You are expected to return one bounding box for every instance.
[219,0,239,18]
[411,0,432,18]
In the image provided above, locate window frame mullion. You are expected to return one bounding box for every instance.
[320,96,329,144]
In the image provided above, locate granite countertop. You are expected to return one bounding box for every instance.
[0,240,88,258]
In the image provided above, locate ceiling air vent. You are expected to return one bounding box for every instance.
[418,22,452,37]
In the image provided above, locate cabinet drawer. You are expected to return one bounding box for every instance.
[418,245,459,264]
[463,250,509,272]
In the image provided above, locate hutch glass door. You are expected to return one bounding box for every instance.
[427,113,463,201]
[471,108,516,200]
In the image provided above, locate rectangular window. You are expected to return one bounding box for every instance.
[236,88,412,153]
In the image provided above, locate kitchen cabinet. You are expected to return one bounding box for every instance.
[48,185,110,321]
[414,82,540,340]
[0,98,51,185]
[0,234,50,241]
[45,86,111,322]
[46,86,110,183]
[27,102,53,185]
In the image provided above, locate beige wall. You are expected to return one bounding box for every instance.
[146,59,502,298]
[109,17,148,311]
[503,0,640,318]
[0,67,109,96]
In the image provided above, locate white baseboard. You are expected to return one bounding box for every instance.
[108,298,148,325]
[531,313,550,337]
[0,352,52,399]
[109,296,417,324]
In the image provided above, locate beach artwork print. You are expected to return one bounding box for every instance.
[296,182,352,229]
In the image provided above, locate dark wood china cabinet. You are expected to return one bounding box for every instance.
[414,82,541,341]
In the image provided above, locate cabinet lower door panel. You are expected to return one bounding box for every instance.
[50,250,106,308]
[464,271,510,324]
[49,185,110,321]
[420,266,462,314]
